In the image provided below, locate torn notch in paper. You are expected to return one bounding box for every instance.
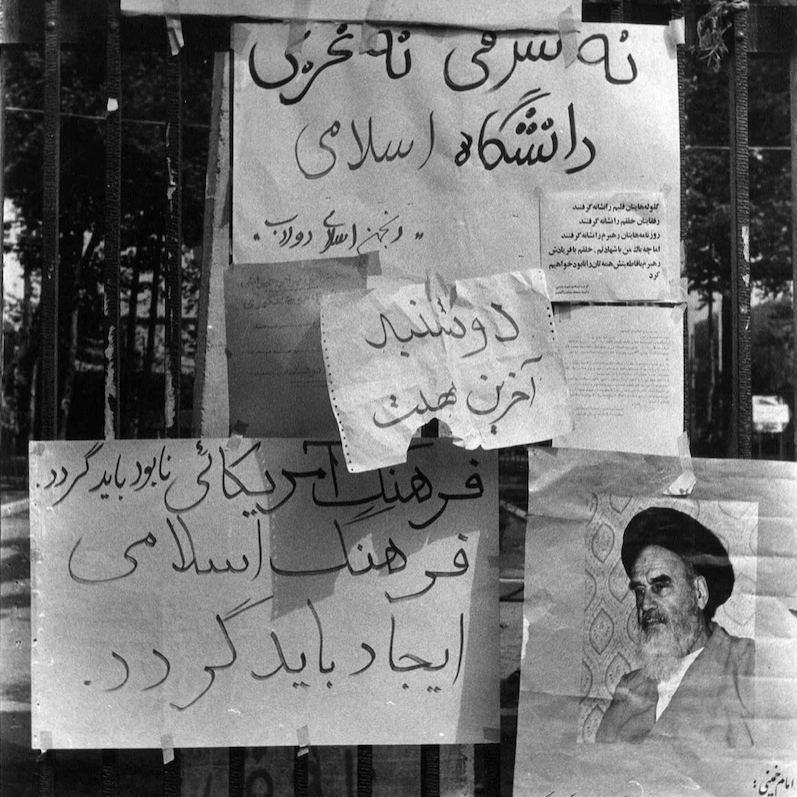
[320,268,573,473]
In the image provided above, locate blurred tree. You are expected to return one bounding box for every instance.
[2,44,211,447]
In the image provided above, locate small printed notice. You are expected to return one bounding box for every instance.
[224,258,369,437]
[321,269,572,473]
[30,438,498,749]
[552,304,683,455]
[540,192,669,301]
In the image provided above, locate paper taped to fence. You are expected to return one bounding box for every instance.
[232,21,679,299]
[30,438,498,749]
[320,269,572,472]
[514,448,797,797]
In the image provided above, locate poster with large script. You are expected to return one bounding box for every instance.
[232,21,679,300]
[30,438,498,749]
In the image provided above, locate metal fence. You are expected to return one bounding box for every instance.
[1,0,795,794]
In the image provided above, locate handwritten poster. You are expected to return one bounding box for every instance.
[224,257,371,437]
[30,438,498,749]
[552,304,684,455]
[120,0,579,30]
[514,448,797,797]
[232,21,679,294]
[540,192,670,300]
[320,269,572,473]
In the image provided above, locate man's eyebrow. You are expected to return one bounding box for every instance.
[628,574,672,591]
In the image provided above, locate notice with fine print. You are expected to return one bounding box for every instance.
[30,438,498,749]
[320,269,572,473]
[514,448,797,797]
[233,21,679,297]
[540,191,671,301]
[552,304,684,456]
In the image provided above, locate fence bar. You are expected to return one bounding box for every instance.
[610,0,624,23]
[294,749,308,797]
[229,747,245,797]
[164,50,183,438]
[791,35,797,461]
[482,742,501,797]
[675,1,689,431]
[420,745,440,797]
[164,750,181,797]
[105,0,122,438]
[101,749,117,796]
[356,745,373,797]
[729,8,751,458]
[0,50,5,392]
[41,0,61,441]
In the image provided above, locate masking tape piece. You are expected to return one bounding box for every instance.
[483,727,501,743]
[297,724,310,754]
[359,250,382,277]
[487,555,501,568]
[162,734,175,764]
[31,442,46,456]
[107,97,119,113]
[670,303,686,324]
[665,432,695,496]
[231,24,252,55]
[360,22,380,53]
[668,17,686,50]
[39,731,52,754]
[287,18,310,55]
[166,15,184,56]
[558,6,580,67]
[365,0,388,25]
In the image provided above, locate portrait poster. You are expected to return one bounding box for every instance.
[29,438,498,749]
[232,21,680,300]
[515,447,797,797]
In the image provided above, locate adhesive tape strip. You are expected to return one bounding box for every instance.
[557,6,580,67]
[286,0,312,55]
[39,731,52,754]
[162,734,175,764]
[231,24,252,55]
[162,0,184,56]
[482,727,501,743]
[666,17,686,55]
[665,432,696,496]
[297,724,310,754]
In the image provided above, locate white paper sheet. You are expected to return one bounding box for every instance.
[321,270,572,472]
[552,304,684,455]
[30,438,499,749]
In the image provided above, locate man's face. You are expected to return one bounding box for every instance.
[629,544,706,665]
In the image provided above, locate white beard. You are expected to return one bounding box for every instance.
[637,599,703,683]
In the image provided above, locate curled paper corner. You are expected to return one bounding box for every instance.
[482,727,501,743]
[296,724,310,755]
[161,734,175,764]
[107,97,119,113]
[557,6,580,67]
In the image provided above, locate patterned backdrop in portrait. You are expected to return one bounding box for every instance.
[579,494,758,743]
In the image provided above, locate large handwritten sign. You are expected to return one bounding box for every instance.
[540,192,670,300]
[232,21,679,299]
[320,269,572,473]
[121,0,579,30]
[30,439,498,749]
[224,257,370,437]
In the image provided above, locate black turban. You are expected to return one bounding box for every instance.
[621,507,735,620]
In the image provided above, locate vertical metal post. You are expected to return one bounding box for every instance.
[41,0,61,441]
[790,36,797,461]
[675,1,690,432]
[729,7,751,458]
[0,50,5,396]
[165,51,183,438]
[356,745,373,797]
[229,747,245,797]
[294,749,308,797]
[105,0,122,440]
[420,745,440,797]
